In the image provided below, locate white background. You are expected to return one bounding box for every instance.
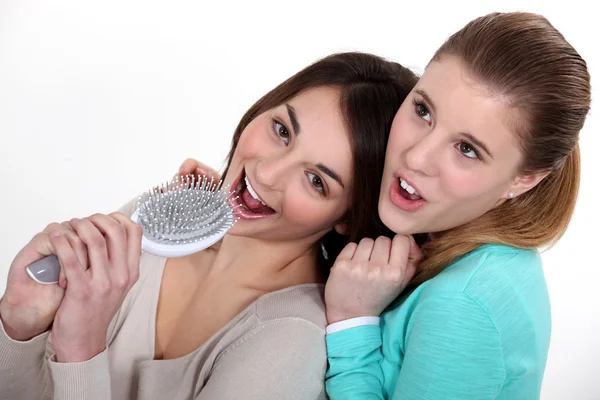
[0,1,598,398]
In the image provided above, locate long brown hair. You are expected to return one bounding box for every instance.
[222,52,418,266]
[414,12,591,284]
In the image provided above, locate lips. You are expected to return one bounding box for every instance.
[389,174,427,212]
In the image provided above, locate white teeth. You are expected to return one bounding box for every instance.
[245,176,267,206]
[400,178,419,196]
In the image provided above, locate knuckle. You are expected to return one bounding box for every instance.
[376,236,392,245]
[109,211,126,219]
[108,224,126,238]
[70,234,84,248]
[359,237,374,246]
[75,283,93,300]
[334,259,352,270]
[130,270,140,284]
[44,222,61,233]
[132,223,143,237]
[115,275,129,290]
[95,280,112,295]
[32,232,48,242]
[387,271,404,283]
[62,252,79,269]
[88,234,107,250]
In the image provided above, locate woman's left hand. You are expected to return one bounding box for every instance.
[50,213,142,363]
[325,235,421,324]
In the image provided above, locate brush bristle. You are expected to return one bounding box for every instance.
[136,175,238,244]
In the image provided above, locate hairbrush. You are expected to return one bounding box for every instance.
[26,175,238,284]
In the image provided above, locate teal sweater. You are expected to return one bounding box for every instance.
[325,244,551,400]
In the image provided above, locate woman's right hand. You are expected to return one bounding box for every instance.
[0,222,87,341]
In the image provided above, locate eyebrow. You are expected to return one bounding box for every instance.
[415,88,436,114]
[286,104,300,135]
[317,163,345,189]
[461,133,493,158]
[415,88,493,159]
[284,103,344,189]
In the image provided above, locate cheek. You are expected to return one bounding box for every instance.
[281,189,345,231]
[387,113,419,157]
[236,123,267,156]
[439,167,505,203]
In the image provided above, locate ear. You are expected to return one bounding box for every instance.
[333,221,348,236]
[505,170,550,199]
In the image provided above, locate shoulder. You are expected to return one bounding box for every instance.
[424,244,541,292]
[402,244,550,350]
[416,245,546,306]
[253,283,327,333]
[214,285,328,378]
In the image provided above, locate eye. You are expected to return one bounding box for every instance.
[306,172,326,195]
[273,120,290,144]
[457,141,480,160]
[413,99,432,124]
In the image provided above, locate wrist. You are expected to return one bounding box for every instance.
[55,343,106,363]
[53,332,107,363]
[0,304,50,341]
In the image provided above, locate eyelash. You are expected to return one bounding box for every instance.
[306,172,327,196]
[412,97,432,125]
[411,96,482,161]
[273,119,290,144]
[456,142,481,160]
[272,119,328,196]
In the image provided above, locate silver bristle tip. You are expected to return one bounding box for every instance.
[136,175,238,244]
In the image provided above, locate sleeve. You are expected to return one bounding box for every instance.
[391,292,505,400]
[46,349,112,400]
[326,316,380,335]
[0,315,53,399]
[195,319,328,400]
[325,324,385,399]
[43,193,141,399]
[1,316,113,400]
[0,195,139,400]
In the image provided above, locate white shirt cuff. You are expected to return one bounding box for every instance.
[326,316,380,335]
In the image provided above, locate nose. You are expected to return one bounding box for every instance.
[404,130,440,177]
[253,153,294,191]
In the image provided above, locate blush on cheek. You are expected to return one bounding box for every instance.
[282,196,339,231]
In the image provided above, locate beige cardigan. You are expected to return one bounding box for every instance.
[0,200,328,400]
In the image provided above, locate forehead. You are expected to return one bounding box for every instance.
[417,57,523,159]
[287,86,343,124]
[283,86,353,186]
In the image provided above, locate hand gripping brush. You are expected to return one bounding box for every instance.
[26,175,239,284]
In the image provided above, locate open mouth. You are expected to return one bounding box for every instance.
[397,177,423,201]
[389,175,426,212]
[231,168,276,219]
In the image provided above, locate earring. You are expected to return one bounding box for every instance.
[508,192,515,199]
[321,242,329,261]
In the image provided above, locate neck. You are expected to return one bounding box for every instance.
[184,234,326,293]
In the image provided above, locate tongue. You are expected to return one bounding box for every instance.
[241,188,274,213]
[399,186,422,201]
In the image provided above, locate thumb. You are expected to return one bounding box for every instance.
[408,236,423,262]
[402,236,421,287]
